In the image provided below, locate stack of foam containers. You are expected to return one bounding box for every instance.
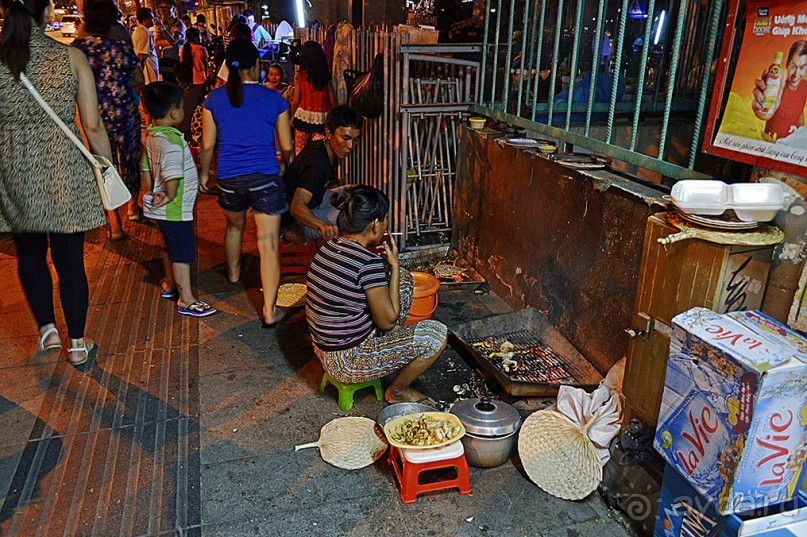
[670,180,788,222]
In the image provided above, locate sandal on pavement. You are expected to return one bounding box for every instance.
[159,278,178,300]
[39,326,62,353]
[108,229,126,241]
[178,300,218,317]
[260,308,287,329]
[67,340,98,366]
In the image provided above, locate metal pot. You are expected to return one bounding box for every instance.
[450,397,521,468]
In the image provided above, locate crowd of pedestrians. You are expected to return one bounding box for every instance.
[0,0,444,405]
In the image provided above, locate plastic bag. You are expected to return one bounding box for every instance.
[553,361,624,466]
[347,53,384,119]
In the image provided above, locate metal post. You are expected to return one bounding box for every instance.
[658,0,689,160]
[585,0,608,136]
[689,0,722,169]
[547,0,565,126]
[502,0,516,113]
[605,0,631,144]
[530,0,548,120]
[565,0,585,131]
[629,0,657,151]
[516,0,532,114]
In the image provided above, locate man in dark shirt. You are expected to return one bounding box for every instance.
[283,106,363,241]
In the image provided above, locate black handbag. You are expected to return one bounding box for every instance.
[346,54,384,119]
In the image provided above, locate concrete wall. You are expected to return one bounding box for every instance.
[453,125,664,375]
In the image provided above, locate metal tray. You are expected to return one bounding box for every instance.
[451,309,602,397]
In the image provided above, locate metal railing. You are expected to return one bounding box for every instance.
[476,0,726,181]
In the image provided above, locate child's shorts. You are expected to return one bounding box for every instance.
[157,220,196,264]
[216,173,287,215]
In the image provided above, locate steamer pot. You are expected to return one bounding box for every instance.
[450,397,521,468]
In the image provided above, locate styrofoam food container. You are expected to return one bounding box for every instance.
[670,180,730,215]
[729,183,786,222]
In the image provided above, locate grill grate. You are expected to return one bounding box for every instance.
[467,330,588,385]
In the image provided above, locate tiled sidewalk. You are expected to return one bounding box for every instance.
[0,194,633,537]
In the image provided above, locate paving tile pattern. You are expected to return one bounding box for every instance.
[0,222,201,537]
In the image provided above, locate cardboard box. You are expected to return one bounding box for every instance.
[655,308,807,514]
[655,464,807,537]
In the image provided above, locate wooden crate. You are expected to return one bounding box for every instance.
[623,214,774,426]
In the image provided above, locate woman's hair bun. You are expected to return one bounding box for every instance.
[329,189,350,211]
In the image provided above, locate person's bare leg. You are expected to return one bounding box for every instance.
[223,210,246,283]
[254,213,282,323]
[127,197,141,219]
[160,250,175,292]
[173,262,197,308]
[107,209,125,240]
[385,339,446,403]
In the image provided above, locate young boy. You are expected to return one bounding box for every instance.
[141,82,218,317]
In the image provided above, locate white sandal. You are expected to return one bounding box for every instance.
[39,326,62,353]
[67,340,97,366]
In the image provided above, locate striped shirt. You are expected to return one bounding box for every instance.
[141,126,198,222]
[306,237,388,351]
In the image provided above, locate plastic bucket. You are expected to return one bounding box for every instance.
[404,271,440,326]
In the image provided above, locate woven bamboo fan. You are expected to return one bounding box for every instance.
[277,283,307,308]
[517,410,602,500]
[295,417,388,470]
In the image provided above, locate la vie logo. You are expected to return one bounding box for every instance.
[755,408,796,487]
[676,406,720,475]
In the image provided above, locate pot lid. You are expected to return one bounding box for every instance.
[450,397,521,436]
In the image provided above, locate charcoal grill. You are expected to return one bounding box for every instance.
[451,309,602,396]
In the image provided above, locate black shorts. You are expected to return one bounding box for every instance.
[217,173,287,215]
[157,220,196,264]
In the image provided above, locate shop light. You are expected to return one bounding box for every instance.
[654,10,665,45]
[295,0,306,27]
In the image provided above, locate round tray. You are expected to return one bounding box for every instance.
[505,137,541,148]
[383,411,466,450]
[676,210,759,230]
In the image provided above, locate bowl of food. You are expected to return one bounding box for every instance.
[537,143,558,155]
[377,402,434,427]
[383,411,465,449]
[469,117,486,130]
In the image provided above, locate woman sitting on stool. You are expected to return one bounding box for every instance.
[305,186,446,406]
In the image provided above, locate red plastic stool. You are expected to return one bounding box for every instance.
[387,442,472,504]
[279,240,318,275]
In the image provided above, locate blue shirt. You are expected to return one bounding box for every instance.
[204,83,289,180]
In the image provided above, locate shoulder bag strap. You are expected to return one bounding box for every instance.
[19,73,102,172]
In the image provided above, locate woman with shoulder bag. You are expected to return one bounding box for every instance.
[0,0,113,366]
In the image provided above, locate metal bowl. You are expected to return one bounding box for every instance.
[377,402,434,426]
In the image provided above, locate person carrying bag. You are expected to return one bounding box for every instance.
[20,73,132,211]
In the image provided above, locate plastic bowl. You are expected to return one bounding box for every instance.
[469,117,486,129]
[377,402,434,426]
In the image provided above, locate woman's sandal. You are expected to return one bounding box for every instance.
[38,326,62,353]
[260,308,287,329]
[67,340,98,366]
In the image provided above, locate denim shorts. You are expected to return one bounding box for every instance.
[217,173,287,215]
[157,220,196,264]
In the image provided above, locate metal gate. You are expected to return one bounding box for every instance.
[298,28,481,248]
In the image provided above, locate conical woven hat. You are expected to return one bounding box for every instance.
[295,417,388,470]
[518,410,602,500]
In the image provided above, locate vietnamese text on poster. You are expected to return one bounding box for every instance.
[714,2,807,168]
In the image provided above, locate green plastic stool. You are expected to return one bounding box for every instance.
[319,372,384,412]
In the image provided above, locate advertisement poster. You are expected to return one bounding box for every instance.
[713,2,807,169]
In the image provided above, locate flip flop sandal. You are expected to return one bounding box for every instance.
[260,307,287,329]
[159,279,178,300]
[178,300,219,317]
[39,326,62,353]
